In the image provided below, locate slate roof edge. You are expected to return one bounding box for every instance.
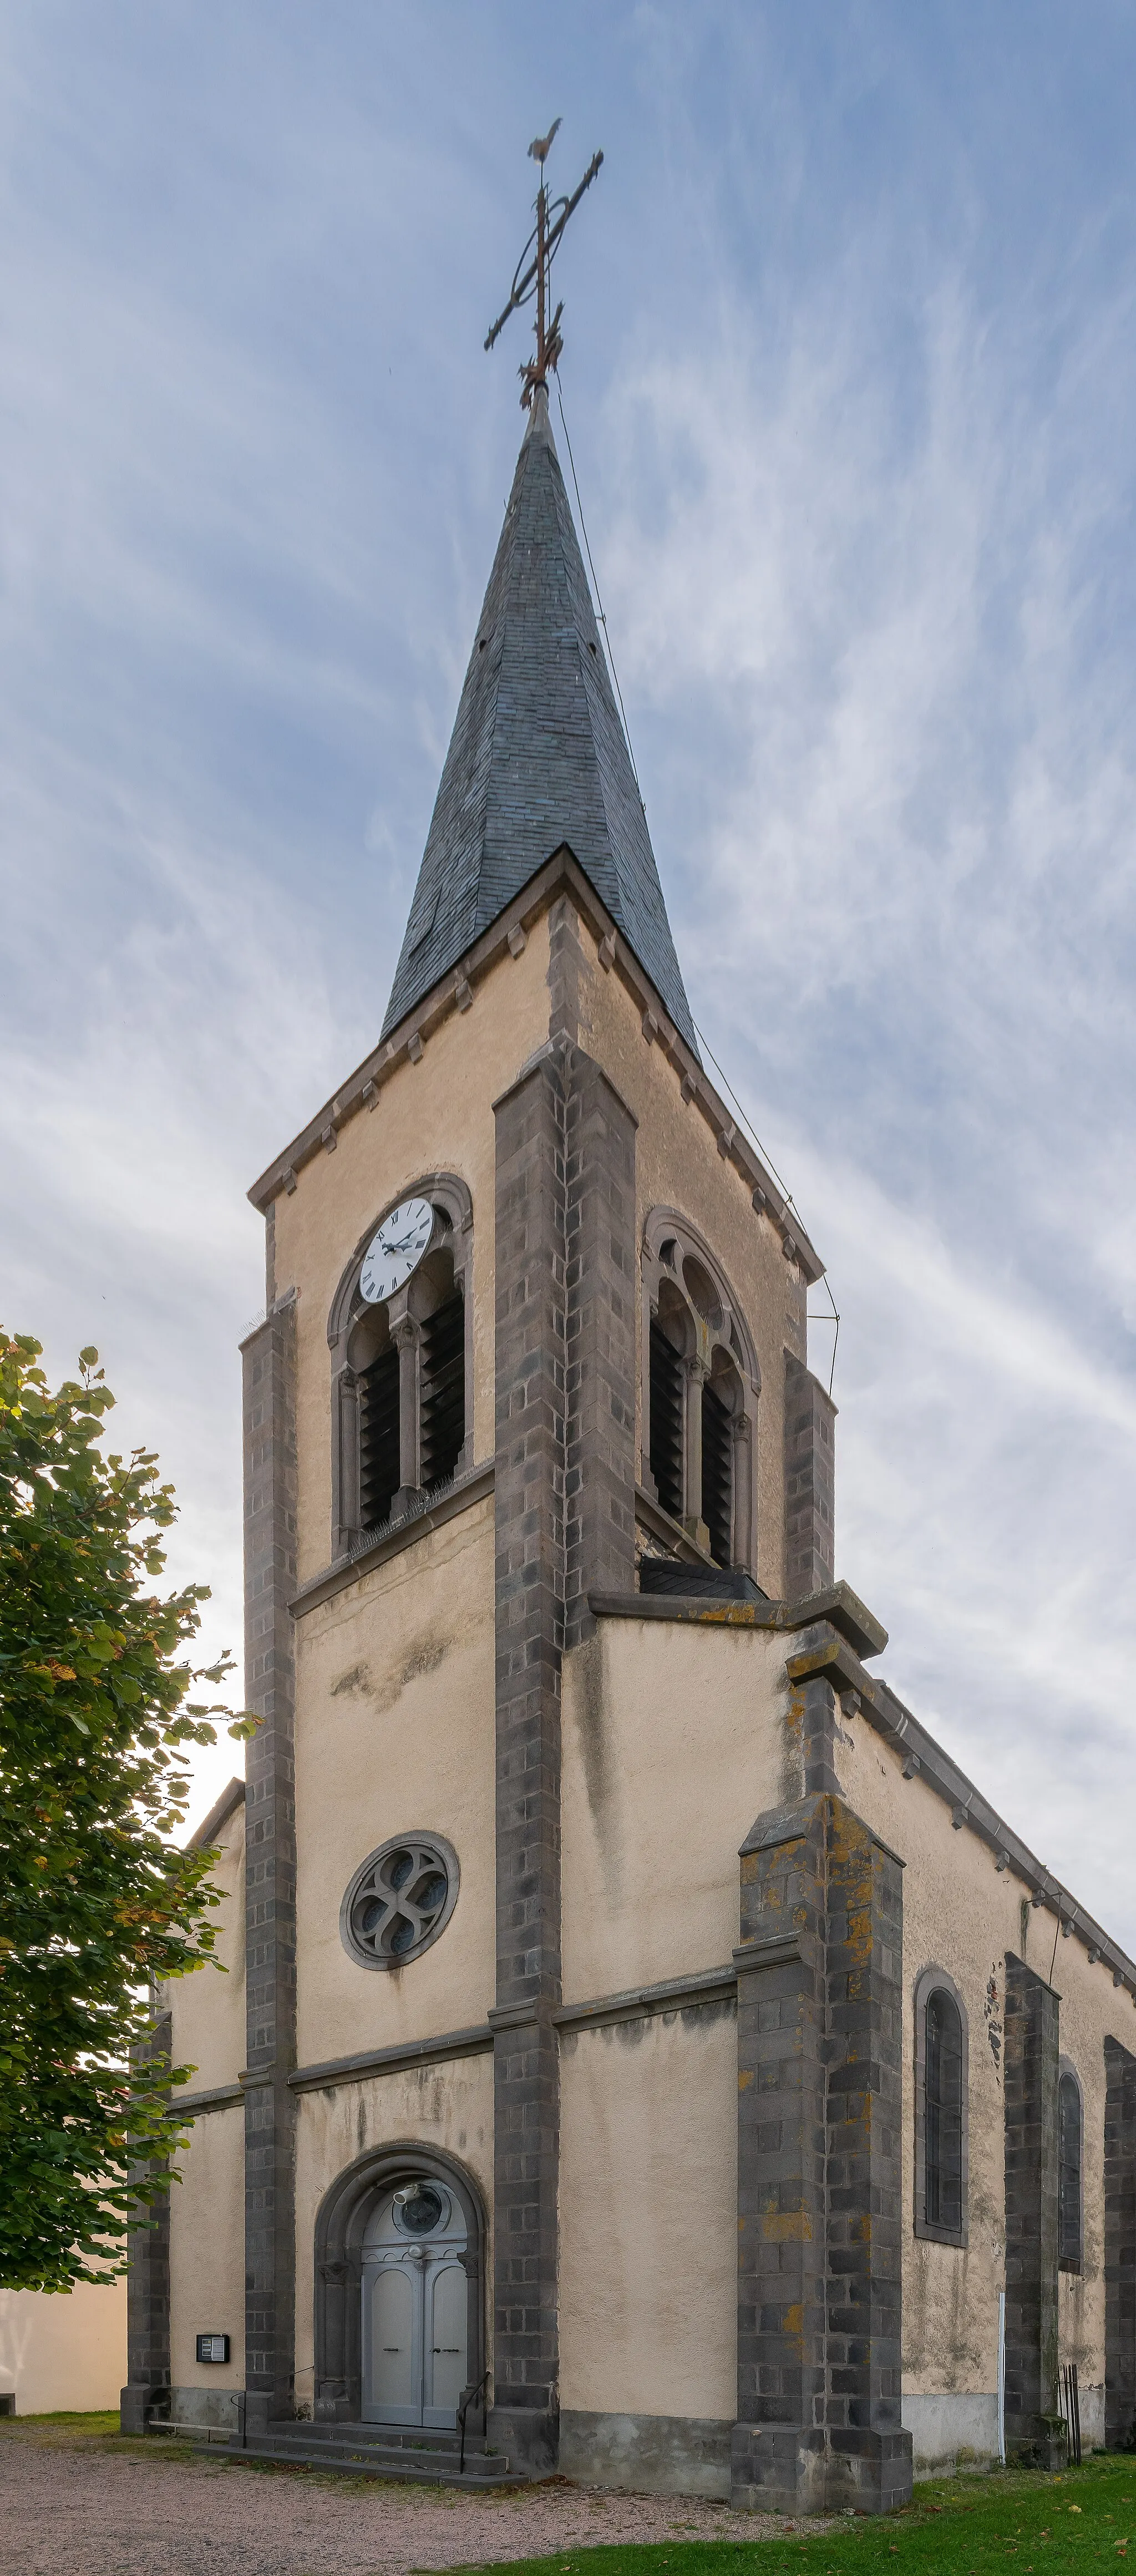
[246,848,825,1282]
[589,1586,1136,2003]
[187,1776,246,1851]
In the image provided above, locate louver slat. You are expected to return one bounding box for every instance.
[649,1320,685,1525]
[419,1294,465,1492]
[358,1346,400,1531]
[701,1380,733,1570]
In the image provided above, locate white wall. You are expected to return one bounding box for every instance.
[0,2277,126,2413]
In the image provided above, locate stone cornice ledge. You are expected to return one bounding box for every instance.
[291,1461,494,1617]
[588,1578,886,1662]
[289,2022,494,2094]
[733,1931,803,1972]
[176,2081,244,2118]
[554,1964,737,2033]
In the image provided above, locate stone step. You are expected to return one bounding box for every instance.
[210,2426,512,2487]
[274,2420,491,2455]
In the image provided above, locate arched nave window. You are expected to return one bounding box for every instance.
[327,1174,474,1558]
[1058,2063,1084,2272]
[914,1965,969,2248]
[641,1209,759,1573]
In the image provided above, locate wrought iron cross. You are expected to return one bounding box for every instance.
[484,119,603,405]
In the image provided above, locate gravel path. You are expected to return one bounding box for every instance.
[0,2426,794,2576]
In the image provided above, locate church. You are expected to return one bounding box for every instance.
[123,305,1136,2514]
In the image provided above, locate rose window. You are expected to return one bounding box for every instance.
[339,1833,459,1970]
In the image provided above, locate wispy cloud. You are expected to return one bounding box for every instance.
[1,2,1134,1931]
[584,217,1136,1931]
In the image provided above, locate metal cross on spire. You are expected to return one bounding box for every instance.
[484,119,603,406]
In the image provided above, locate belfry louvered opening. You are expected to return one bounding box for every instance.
[701,1378,733,1568]
[419,1292,465,1492]
[330,1181,474,1558]
[649,1318,685,1523]
[359,1348,400,1532]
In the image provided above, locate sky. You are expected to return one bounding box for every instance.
[2,3,1134,1945]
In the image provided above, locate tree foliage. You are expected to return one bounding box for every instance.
[0,1330,252,2292]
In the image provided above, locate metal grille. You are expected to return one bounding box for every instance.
[926,1989,964,2232]
[1059,2072,1083,2266]
[1061,2361,1082,2464]
[359,1346,400,1530]
[649,1320,684,1523]
[419,1293,465,1492]
[701,1380,733,1569]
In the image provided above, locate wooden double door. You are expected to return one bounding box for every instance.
[361,2181,468,2428]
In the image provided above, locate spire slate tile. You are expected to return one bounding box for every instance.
[382,392,697,1052]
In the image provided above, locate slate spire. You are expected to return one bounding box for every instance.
[382,389,697,1052]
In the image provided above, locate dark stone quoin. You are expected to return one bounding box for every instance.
[732,1781,910,2517]
[1105,2036,1136,2450]
[120,2010,173,2433]
[490,1006,638,2476]
[1002,1951,1061,2463]
[783,1352,835,1603]
[241,1292,299,2438]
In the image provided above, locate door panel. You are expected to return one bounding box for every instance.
[424,2261,468,2423]
[364,2263,417,2422]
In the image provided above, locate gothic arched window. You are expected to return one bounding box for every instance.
[1058,2066,1083,2271]
[914,1966,968,2247]
[641,1210,759,1574]
[327,1175,474,1558]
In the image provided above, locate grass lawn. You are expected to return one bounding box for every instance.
[0,2411,122,2432]
[467,2456,1136,2576]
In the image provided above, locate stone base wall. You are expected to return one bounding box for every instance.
[902,2391,1000,2470]
[559,2410,732,2498]
[165,2385,246,2435]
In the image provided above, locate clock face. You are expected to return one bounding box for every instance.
[359,1196,435,1304]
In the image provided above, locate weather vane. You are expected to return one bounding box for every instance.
[484,119,603,406]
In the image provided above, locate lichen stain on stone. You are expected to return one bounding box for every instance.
[762,2207,812,2242]
[738,2067,754,2091]
[784,1685,806,1803]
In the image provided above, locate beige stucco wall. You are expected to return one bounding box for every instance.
[272,922,552,1590]
[293,1494,495,2065]
[0,2278,126,2413]
[566,914,808,1596]
[559,2005,737,2420]
[165,1797,246,2096]
[561,1617,790,2005]
[168,2106,246,2392]
[292,2054,494,2417]
[269,885,810,1605]
[836,1709,1124,2418]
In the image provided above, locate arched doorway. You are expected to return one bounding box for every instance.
[362,2178,468,2426]
[313,2144,485,2427]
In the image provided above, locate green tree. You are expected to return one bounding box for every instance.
[0,1330,252,2292]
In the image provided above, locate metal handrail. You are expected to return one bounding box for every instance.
[458,2370,490,2477]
